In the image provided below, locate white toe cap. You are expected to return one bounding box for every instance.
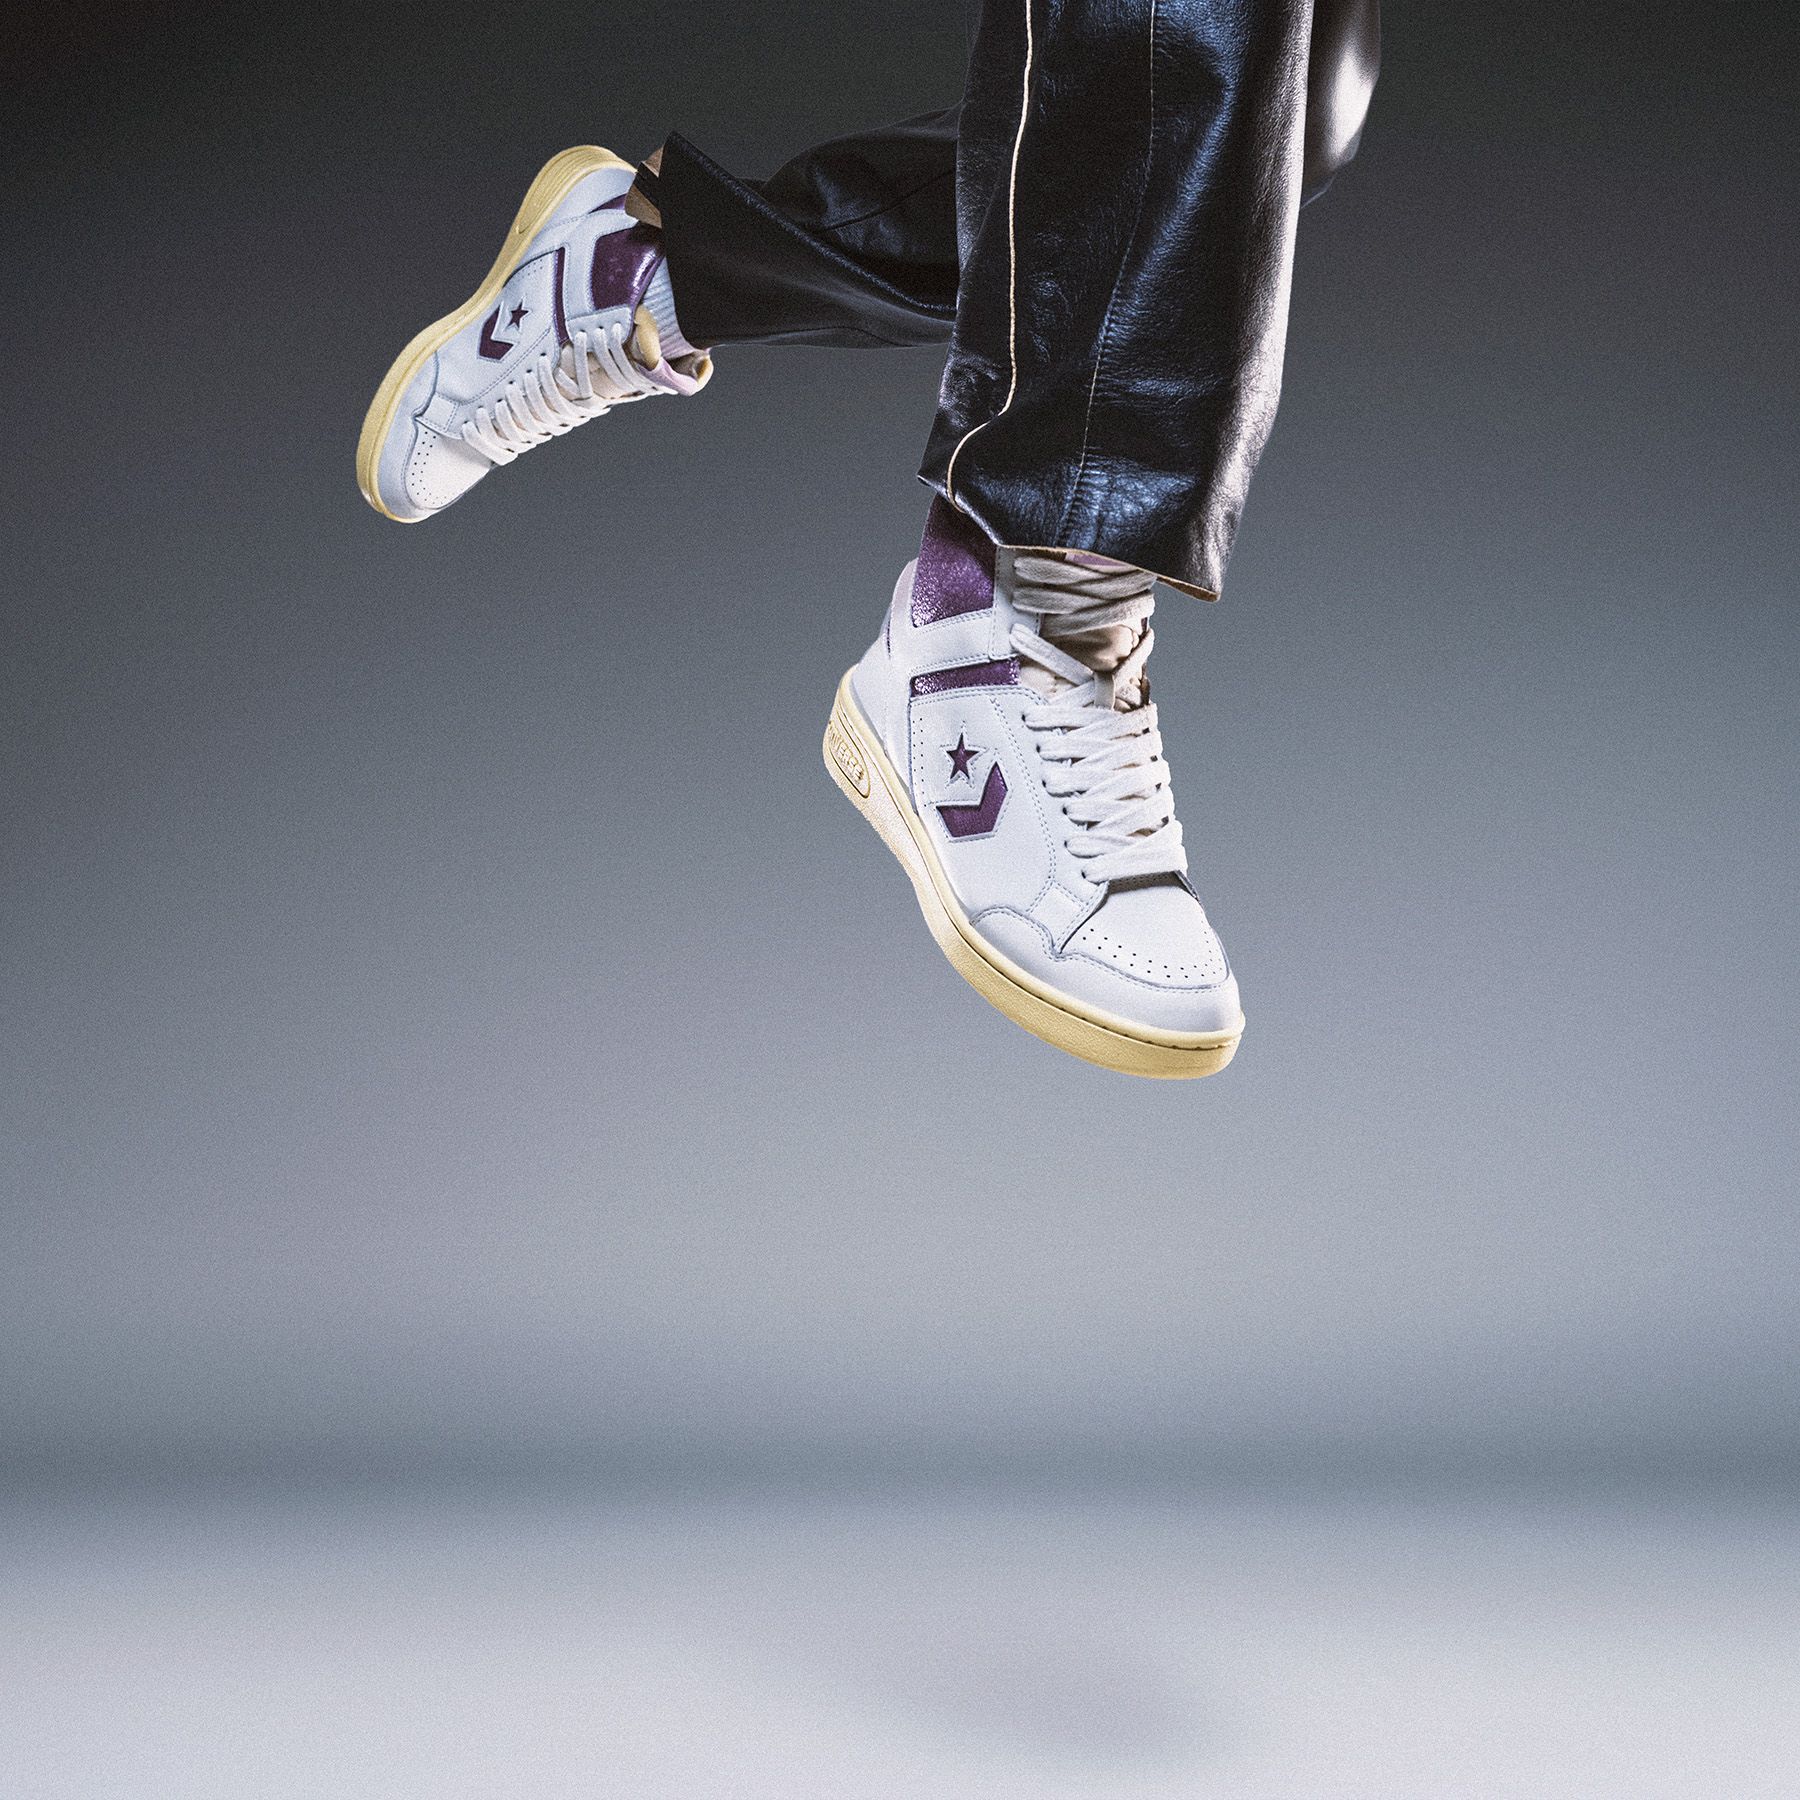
[973,885,1243,1039]
[393,423,491,519]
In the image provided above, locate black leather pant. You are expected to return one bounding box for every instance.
[636,0,1379,597]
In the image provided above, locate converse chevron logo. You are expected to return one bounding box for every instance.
[477,307,517,361]
[936,761,1006,838]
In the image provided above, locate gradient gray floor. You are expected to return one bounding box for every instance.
[7,1490,1798,1799]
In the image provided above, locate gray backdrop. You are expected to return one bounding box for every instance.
[4,0,1796,1496]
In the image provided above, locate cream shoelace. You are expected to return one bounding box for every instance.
[1009,552,1188,885]
[461,320,668,466]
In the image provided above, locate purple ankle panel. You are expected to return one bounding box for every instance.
[590,224,664,314]
[911,496,996,627]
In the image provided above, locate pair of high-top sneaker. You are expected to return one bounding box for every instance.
[358,147,1244,1077]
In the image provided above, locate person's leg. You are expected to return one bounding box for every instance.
[922,0,1314,599]
[641,0,1377,594]
[354,103,969,522]
[354,1,1378,1073]
[358,0,1376,537]
[811,0,1383,1076]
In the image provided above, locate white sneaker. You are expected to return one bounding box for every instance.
[356,146,712,523]
[824,501,1245,1078]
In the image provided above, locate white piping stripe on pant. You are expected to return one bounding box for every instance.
[944,0,1035,509]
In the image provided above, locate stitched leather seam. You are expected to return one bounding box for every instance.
[1057,0,1158,545]
[813,168,956,235]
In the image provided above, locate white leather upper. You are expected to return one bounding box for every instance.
[853,551,1241,1036]
[374,166,703,521]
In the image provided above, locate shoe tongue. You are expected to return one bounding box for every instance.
[1009,550,1153,710]
[1017,615,1147,710]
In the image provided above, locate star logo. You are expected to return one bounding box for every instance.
[507,302,529,329]
[945,732,982,782]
